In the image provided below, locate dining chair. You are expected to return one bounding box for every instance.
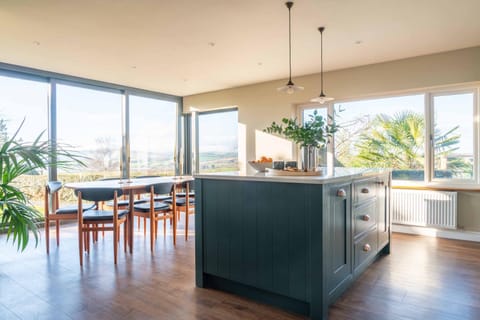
[44,181,94,254]
[76,187,128,266]
[133,182,174,252]
[165,181,195,240]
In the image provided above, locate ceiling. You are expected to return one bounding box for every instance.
[1,0,479,97]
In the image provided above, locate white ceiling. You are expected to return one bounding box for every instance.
[1,0,479,97]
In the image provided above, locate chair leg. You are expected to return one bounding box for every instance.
[114,223,118,265]
[185,211,189,241]
[45,218,50,254]
[156,220,159,239]
[163,214,167,238]
[143,218,147,237]
[124,221,127,253]
[79,224,83,266]
[55,221,60,246]
[137,216,140,231]
[150,215,155,253]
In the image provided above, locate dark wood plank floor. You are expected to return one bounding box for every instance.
[1,219,479,320]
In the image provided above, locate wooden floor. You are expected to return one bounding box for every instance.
[1,219,479,320]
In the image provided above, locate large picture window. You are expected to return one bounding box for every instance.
[301,87,479,186]
[431,92,475,182]
[129,95,177,177]
[56,83,123,180]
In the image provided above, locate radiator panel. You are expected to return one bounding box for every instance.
[392,189,457,229]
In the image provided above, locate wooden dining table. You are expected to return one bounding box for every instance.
[65,175,194,252]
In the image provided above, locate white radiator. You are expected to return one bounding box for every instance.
[392,189,457,229]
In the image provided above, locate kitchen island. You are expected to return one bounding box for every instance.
[194,168,391,320]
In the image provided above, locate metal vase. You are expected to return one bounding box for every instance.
[301,145,317,172]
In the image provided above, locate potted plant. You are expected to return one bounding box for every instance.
[264,110,338,171]
[0,119,84,251]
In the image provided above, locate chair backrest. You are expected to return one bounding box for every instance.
[135,175,161,179]
[46,181,62,194]
[149,182,174,195]
[75,188,123,202]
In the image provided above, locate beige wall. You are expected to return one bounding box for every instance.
[184,46,480,232]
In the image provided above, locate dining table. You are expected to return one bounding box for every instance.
[65,175,194,252]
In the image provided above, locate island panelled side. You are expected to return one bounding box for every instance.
[195,171,391,320]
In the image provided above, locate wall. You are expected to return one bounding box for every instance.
[184,46,480,232]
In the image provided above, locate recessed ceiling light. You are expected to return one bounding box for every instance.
[131,66,137,69]
[33,41,40,46]
[257,62,263,66]
[355,40,363,45]
[208,42,215,47]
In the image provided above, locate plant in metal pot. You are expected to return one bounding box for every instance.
[0,119,85,251]
[264,110,338,171]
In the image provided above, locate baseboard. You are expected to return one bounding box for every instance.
[393,224,480,242]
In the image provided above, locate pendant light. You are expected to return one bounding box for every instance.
[311,27,334,104]
[277,1,303,94]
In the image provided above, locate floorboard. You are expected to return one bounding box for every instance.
[1,219,479,320]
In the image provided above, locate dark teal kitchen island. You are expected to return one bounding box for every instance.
[195,169,391,320]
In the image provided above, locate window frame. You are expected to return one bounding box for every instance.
[299,84,480,189]
[0,62,183,181]
[427,88,479,186]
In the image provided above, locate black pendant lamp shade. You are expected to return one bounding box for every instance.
[310,26,334,104]
[277,1,303,94]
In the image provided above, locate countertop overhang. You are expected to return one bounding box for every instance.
[194,168,390,184]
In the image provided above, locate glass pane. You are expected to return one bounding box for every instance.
[333,95,425,181]
[57,84,122,184]
[129,95,177,177]
[302,107,328,167]
[0,75,48,212]
[433,93,474,180]
[198,110,238,173]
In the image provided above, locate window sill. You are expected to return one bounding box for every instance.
[392,181,480,192]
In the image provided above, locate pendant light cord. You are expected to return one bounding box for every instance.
[287,2,293,84]
[319,26,325,96]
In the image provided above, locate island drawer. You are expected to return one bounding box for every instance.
[354,227,378,269]
[353,200,376,237]
[353,178,376,204]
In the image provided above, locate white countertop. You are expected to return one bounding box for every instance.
[194,168,390,184]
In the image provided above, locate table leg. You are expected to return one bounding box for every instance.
[129,189,134,253]
[173,188,176,246]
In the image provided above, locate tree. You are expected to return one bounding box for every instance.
[353,111,461,169]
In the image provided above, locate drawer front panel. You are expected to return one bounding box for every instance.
[354,228,378,268]
[353,178,376,204]
[353,200,376,237]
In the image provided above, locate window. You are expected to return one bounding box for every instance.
[334,95,425,181]
[56,83,123,181]
[129,95,177,177]
[431,92,475,182]
[0,74,48,211]
[196,109,238,173]
[300,86,479,186]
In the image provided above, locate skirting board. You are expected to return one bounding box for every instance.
[393,224,480,242]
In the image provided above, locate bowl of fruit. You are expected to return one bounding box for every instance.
[248,156,273,172]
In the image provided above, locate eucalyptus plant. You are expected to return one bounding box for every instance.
[264,110,338,148]
[0,119,85,251]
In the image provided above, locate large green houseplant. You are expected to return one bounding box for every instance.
[0,119,84,251]
[264,110,338,171]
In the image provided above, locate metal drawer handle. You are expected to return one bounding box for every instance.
[361,188,370,194]
[362,214,371,221]
[336,189,347,197]
[363,244,371,252]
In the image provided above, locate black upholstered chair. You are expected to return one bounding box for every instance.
[133,182,174,252]
[44,181,94,254]
[76,187,128,266]
[164,180,195,241]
